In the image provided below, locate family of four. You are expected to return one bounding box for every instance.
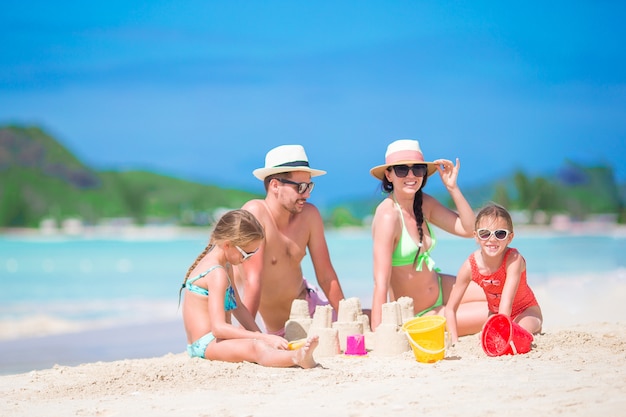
[180,139,544,368]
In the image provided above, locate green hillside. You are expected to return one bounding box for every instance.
[0,125,262,228]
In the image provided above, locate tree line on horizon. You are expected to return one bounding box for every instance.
[1,125,624,229]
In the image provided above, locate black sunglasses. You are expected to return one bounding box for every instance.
[476,228,511,241]
[276,178,315,194]
[389,164,428,178]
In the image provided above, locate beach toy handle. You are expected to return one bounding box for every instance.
[404,330,450,355]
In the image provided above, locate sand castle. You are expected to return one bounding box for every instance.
[284,296,413,357]
[372,296,413,355]
[284,299,312,341]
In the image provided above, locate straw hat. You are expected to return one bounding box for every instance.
[253,144,327,180]
[369,139,438,180]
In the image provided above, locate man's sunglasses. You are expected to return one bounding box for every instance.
[276,178,315,194]
[236,245,259,261]
[476,228,511,241]
[389,164,428,178]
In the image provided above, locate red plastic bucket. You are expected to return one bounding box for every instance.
[481,314,533,356]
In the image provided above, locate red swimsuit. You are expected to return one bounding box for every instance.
[470,248,539,319]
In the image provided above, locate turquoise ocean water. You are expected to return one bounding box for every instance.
[1,228,625,333]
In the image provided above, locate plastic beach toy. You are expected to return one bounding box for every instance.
[402,316,447,363]
[481,314,533,356]
[287,338,307,350]
[345,334,367,356]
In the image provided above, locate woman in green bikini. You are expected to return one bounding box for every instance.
[179,209,318,368]
[369,139,487,333]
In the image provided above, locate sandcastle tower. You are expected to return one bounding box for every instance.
[307,304,340,357]
[284,299,312,341]
[397,296,415,324]
[372,297,413,355]
[331,297,371,352]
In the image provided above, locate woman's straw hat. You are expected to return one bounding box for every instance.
[253,144,327,180]
[369,139,438,180]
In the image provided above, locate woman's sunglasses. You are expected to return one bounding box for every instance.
[276,178,315,194]
[476,228,511,241]
[236,245,259,261]
[389,164,428,178]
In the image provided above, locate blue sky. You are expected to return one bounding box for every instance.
[2,1,625,206]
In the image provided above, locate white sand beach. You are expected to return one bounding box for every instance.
[0,322,624,417]
[1,273,626,417]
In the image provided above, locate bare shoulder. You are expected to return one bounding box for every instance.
[241,199,264,212]
[373,197,398,224]
[506,248,525,265]
[300,202,324,224]
[464,250,480,267]
[372,198,401,240]
[241,199,268,219]
[421,192,444,217]
[457,251,479,282]
[421,192,440,206]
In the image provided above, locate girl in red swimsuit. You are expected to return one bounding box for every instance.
[445,203,543,344]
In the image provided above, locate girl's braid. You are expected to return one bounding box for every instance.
[178,241,213,305]
[412,189,425,267]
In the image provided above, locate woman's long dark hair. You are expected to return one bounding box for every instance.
[382,171,429,266]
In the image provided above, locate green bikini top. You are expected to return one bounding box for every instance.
[390,194,437,271]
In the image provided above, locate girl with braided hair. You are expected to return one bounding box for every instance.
[369,140,487,333]
[179,209,318,368]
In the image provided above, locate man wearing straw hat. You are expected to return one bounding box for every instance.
[237,144,346,336]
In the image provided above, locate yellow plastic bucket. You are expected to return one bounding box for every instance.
[402,316,447,363]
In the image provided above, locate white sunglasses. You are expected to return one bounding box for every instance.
[476,228,511,241]
[236,245,259,261]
